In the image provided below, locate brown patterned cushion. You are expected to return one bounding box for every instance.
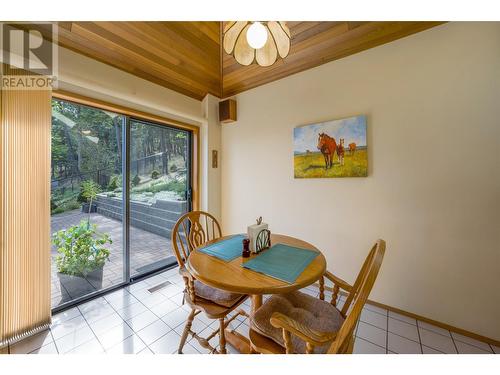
[251,290,344,353]
[194,280,243,307]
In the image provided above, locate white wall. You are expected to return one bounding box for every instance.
[221,22,500,340]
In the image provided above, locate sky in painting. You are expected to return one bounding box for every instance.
[293,115,367,153]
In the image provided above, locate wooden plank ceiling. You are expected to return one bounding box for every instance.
[49,21,443,100]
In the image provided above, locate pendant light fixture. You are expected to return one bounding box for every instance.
[223,21,291,67]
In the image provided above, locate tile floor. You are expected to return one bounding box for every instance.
[51,209,176,308]
[4,266,499,354]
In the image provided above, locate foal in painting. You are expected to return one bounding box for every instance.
[317,133,337,169]
[338,138,345,166]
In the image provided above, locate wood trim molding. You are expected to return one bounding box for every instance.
[317,284,500,348]
[52,90,200,211]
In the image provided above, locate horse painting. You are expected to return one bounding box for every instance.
[317,133,337,169]
[293,115,367,178]
[348,142,356,155]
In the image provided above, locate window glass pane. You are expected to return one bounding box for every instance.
[129,119,190,277]
[51,98,124,308]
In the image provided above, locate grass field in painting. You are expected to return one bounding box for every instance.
[294,149,368,178]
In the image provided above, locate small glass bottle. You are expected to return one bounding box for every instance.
[242,238,250,258]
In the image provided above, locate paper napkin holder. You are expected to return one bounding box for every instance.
[247,222,268,253]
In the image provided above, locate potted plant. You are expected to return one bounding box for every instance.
[52,220,112,299]
[80,180,100,215]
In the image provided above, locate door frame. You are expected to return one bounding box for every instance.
[51,90,199,314]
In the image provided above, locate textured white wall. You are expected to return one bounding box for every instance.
[221,22,500,340]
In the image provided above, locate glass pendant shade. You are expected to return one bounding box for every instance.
[223,21,291,67]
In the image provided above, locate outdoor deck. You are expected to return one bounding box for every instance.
[51,209,176,308]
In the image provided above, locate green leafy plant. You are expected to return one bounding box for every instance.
[107,174,122,191]
[80,180,101,223]
[132,174,141,186]
[52,220,111,276]
[151,170,160,179]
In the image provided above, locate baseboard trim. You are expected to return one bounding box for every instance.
[316,283,500,348]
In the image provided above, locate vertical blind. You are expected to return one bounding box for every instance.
[0,82,52,347]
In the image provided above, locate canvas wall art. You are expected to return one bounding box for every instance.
[293,115,367,178]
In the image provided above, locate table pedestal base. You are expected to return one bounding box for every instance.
[225,329,252,354]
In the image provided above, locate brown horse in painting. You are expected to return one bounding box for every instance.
[348,142,356,155]
[317,133,337,169]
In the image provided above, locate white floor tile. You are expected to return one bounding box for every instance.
[141,292,168,309]
[160,284,184,298]
[67,338,105,354]
[170,292,184,306]
[29,342,58,354]
[10,330,53,354]
[417,321,450,337]
[106,294,139,310]
[422,345,443,354]
[418,327,456,353]
[104,288,131,302]
[179,342,201,354]
[96,322,134,350]
[363,303,388,316]
[136,319,171,345]
[388,311,416,325]
[455,340,492,354]
[387,333,422,354]
[388,317,420,342]
[360,309,387,330]
[126,310,159,332]
[451,332,493,352]
[116,301,148,321]
[77,297,109,314]
[54,326,96,353]
[51,315,89,340]
[149,299,178,318]
[162,307,190,329]
[51,307,81,326]
[149,330,181,354]
[81,303,116,324]
[353,337,386,354]
[88,312,125,336]
[356,322,387,348]
[107,334,146,354]
[137,347,154,355]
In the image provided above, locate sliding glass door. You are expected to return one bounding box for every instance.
[50,98,192,310]
[51,99,125,308]
[129,119,190,279]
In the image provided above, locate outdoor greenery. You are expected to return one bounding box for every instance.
[52,220,112,276]
[51,98,189,215]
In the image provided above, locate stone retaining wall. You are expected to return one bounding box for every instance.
[95,195,188,238]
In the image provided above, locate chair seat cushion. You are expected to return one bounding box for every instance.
[251,290,344,353]
[194,280,243,307]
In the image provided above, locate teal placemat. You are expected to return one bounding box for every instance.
[197,234,245,262]
[242,243,319,283]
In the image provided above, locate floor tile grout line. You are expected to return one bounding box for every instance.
[416,320,423,354]
[385,309,389,354]
[449,329,459,354]
[354,336,386,352]
[72,304,107,354]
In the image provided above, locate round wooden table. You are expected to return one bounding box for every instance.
[186,233,326,353]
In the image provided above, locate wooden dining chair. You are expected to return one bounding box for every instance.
[249,239,386,354]
[171,210,249,354]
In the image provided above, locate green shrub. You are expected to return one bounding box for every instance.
[170,164,178,173]
[52,220,111,276]
[107,174,122,190]
[151,170,160,179]
[132,174,141,187]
